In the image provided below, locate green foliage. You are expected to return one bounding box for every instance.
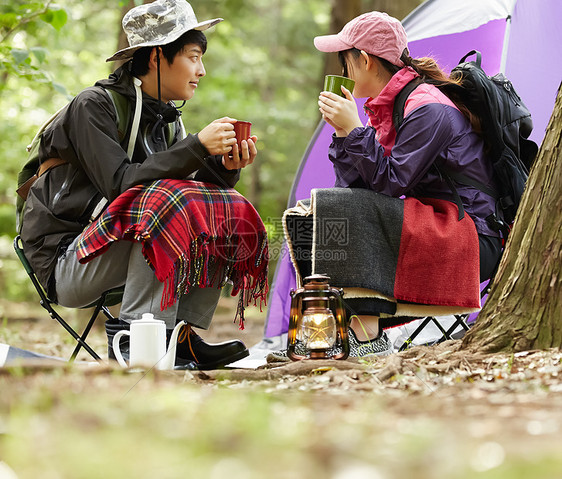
[39,5,68,31]
[0,2,68,90]
[0,0,330,300]
[0,1,121,193]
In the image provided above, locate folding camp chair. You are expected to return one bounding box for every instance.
[398,313,471,351]
[398,282,492,351]
[13,235,123,362]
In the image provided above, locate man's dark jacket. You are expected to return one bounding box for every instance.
[21,65,240,298]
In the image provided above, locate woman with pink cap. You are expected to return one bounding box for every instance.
[280,12,502,357]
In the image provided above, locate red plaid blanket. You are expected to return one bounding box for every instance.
[76,179,268,327]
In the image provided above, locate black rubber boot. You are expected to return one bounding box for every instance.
[170,324,249,370]
[105,318,130,361]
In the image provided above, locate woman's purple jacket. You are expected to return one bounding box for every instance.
[328,67,499,237]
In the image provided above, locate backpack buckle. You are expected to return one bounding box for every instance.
[486,213,510,239]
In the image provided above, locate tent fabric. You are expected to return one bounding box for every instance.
[404,0,562,145]
[0,343,64,366]
[263,0,562,339]
[406,20,506,75]
[505,0,561,145]
[403,0,516,42]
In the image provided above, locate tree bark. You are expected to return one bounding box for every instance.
[322,0,363,77]
[365,0,420,21]
[111,1,153,72]
[462,82,562,353]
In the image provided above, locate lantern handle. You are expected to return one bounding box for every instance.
[328,288,350,360]
[287,288,308,361]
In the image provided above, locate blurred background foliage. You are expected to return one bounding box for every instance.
[0,0,332,302]
[0,0,420,303]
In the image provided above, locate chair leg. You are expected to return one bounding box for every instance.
[441,314,470,341]
[101,305,116,321]
[69,316,100,361]
[399,314,471,352]
[398,317,433,351]
[14,235,105,362]
[41,300,102,361]
[429,316,452,339]
[69,301,106,362]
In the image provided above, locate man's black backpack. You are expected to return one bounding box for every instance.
[393,50,539,237]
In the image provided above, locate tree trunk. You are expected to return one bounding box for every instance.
[462,82,562,353]
[365,0,420,21]
[111,1,153,72]
[323,0,363,77]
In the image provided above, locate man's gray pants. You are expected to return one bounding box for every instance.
[54,235,221,330]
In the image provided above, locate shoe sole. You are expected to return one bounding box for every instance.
[194,348,250,370]
[355,349,394,358]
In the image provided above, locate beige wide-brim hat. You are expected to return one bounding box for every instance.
[107,0,222,62]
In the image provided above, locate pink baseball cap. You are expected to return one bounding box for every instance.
[314,12,408,67]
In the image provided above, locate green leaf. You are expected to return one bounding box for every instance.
[30,47,48,64]
[0,12,19,30]
[39,10,53,24]
[11,48,29,65]
[40,8,68,31]
[50,9,68,31]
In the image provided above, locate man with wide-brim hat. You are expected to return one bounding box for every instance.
[20,0,266,370]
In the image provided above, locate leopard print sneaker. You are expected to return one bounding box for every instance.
[348,328,393,357]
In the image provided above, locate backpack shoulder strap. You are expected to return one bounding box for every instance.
[438,166,498,199]
[103,79,142,159]
[164,116,187,145]
[392,78,424,131]
[104,88,130,143]
[106,83,182,151]
[90,85,139,222]
[165,121,177,146]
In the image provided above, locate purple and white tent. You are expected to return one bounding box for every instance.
[261,0,562,343]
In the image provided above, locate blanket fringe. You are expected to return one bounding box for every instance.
[77,180,269,328]
[160,231,269,329]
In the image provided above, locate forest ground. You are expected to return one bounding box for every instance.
[0,295,561,479]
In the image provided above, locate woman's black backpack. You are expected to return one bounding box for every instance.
[393,50,539,236]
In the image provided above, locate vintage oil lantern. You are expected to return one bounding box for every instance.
[287,274,349,360]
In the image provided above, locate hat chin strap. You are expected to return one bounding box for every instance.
[156,47,162,105]
[151,47,166,144]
